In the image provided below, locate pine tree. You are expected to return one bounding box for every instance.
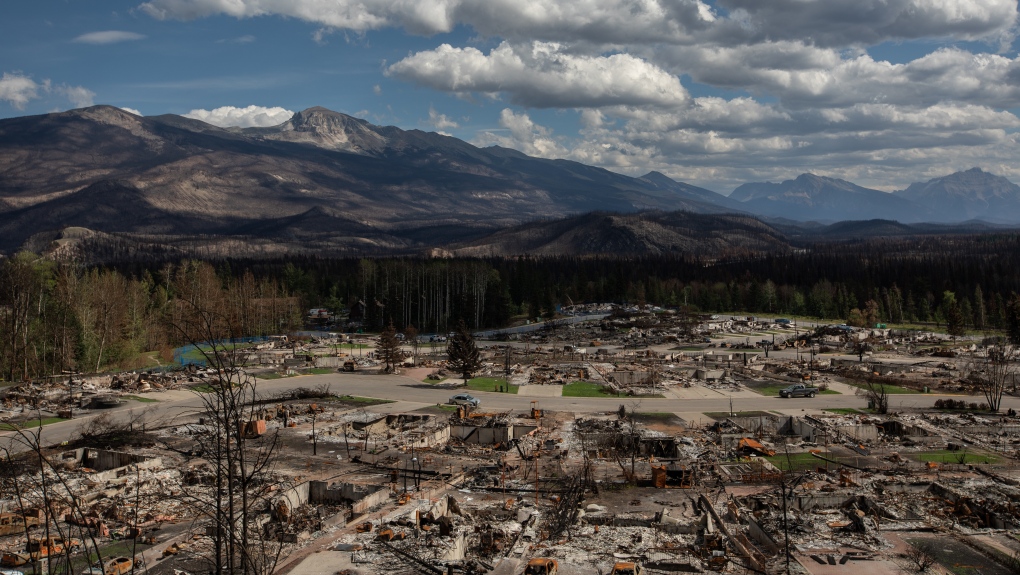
[378,321,402,373]
[1007,293,1020,346]
[447,319,481,384]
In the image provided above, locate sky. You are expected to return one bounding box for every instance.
[2,0,1020,193]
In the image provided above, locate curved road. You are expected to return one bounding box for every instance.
[3,371,1016,453]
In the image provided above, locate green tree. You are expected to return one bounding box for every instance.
[863,299,880,327]
[973,286,986,330]
[938,295,962,340]
[447,320,481,384]
[377,322,402,372]
[1007,293,1020,345]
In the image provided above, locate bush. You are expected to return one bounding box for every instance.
[933,399,988,411]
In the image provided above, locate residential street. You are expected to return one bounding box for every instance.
[4,370,1015,453]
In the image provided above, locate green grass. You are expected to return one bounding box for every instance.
[0,417,68,430]
[766,452,827,471]
[304,368,335,375]
[823,408,863,415]
[849,382,922,394]
[632,412,683,424]
[122,395,159,403]
[466,377,519,394]
[914,450,999,465]
[562,381,613,397]
[747,384,840,397]
[180,341,251,364]
[50,539,152,575]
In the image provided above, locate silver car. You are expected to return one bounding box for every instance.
[448,393,480,407]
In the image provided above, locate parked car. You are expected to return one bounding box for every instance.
[779,384,818,398]
[448,393,480,407]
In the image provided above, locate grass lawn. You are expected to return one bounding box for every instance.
[466,377,519,394]
[823,408,864,415]
[849,382,922,394]
[179,341,251,364]
[0,417,68,431]
[632,412,684,425]
[747,383,840,397]
[122,395,160,403]
[304,368,335,375]
[767,452,828,471]
[562,381,614,397]
[914,450,999,465]
[51,539,153,575]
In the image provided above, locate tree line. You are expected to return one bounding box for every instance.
[0,256,301,382]
[6,232,1020,380]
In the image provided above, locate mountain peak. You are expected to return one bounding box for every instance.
[251,106,387,153]
[895,168,1020,222]
[639,171,677,185]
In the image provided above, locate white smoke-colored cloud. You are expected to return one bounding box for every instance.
[138,0,1015,45]
[74,30,146,44]
[0,72,43,109]
[57,85,96,108]
[427,106,459,130]
[183,105,295,127]
[388,42,688,109]
[474,109,568,158]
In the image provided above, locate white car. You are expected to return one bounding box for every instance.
[448,393,480,407]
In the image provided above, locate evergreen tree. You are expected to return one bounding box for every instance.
[377,321,402,372]
[1007,293,1020,345]
[447,319,481,384]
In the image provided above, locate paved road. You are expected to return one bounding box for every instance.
[4,371,1016,454]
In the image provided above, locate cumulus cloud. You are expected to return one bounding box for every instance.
[388,41,688,109]
[137,0,1014,46]
[714,0,1017,48]
[427,106,459,130]
[74,30,146,44]
[183,105,294,127]
[661,45,1020,110]
[474,109,567,158]
[120,107,143,116]
[57,85,96,108]
[0,72,42,109]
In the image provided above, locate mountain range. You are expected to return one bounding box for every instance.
[1,105,1019,258]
